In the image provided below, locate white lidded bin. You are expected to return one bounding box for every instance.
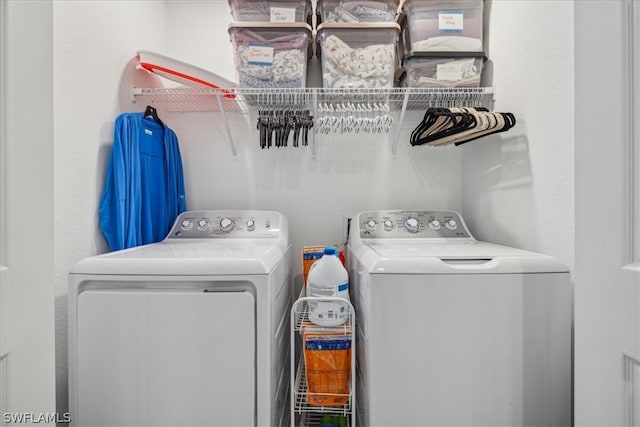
[403,0,483,52]
[317,22,400,89]
[228,22,312,88]
[317,0,400,23]
[401,51,484,88]
[228,0,311,23]
[306,246,350,326]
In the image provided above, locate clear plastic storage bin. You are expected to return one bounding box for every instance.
[228,23,312,88]
[228,0,311,22]
[401,52,484,88]
[317,0,399,23]
[317,22,400,89]
[403,0,483,52]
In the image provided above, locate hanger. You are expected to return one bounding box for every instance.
[410,107,516,147]
[144,105,164,127]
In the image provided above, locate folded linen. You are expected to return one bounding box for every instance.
[412,36,482,52]
[321,34,395,88]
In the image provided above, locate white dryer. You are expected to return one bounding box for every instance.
[68,210,292,427]
[347,209,572,427]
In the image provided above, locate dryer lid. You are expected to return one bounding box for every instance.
[70,239,289,275]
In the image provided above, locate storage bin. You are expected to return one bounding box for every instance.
[317,22,400,89]
[317,0,399,23]
[401,52,484,88]
[403,0,483,52]
[228,23,312,88]
[228,0,311,22]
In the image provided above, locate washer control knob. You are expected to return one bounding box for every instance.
[246,219,256,231]
[445,219,458,230]
[219,218,235,233]
[429,220,441,231]
[404,217,419,233]
[365,219,377,231]
[383,219,394,231]
[197,219,208,230]
[181,220,193,231]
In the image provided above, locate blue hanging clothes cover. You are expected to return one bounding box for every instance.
[99,112,187,251]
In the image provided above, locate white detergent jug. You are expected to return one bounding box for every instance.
[306,246,350,326]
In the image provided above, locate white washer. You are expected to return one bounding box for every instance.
[68,210,292,427]
[347,209,572,427]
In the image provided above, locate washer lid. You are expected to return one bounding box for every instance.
[70,239,288,275]
[366,240,532,258]
[353,240,569,274]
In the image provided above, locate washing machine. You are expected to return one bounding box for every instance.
[347,209,572,427]
[68,210,292,427]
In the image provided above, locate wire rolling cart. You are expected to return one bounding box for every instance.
[290,296,356,427]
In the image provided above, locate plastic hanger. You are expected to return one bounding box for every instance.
[144,105,164,127]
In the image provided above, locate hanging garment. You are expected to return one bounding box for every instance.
[99,112,186,251]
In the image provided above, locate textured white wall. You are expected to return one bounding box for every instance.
[53,1,168,415]
[168,112,464,273]
[166,0,235,82]
[462,0,575,272]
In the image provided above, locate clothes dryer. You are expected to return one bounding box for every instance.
[68,210,292,427]
[347,209,572,427]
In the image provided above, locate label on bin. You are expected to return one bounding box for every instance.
[438,11,464,32]
[247,44,274,66]
[270,7,296,23]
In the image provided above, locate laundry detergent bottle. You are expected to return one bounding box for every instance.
[306,246,350,326]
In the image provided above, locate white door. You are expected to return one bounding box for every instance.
[0,0,56,423]
[575,1,640,425]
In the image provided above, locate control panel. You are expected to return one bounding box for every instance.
[357,210,472,239]
[167,210,282,239]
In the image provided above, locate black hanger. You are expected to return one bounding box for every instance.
[144,105,164,127]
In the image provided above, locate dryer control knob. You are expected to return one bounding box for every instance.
[365,219,377,231]
[181,220,193,231]
[383,219,394,231]
[246,219,256,231]
[445,219,458,230]
[197,219,208,230]
[219,218,235,233]
[429,220,441,231]
[404,217,419,233]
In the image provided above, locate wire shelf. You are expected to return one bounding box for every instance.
[293,298,353,334]
[299,412,350,427]
[291,296,356,426]
[132,86,495,157]
[133,87,494,112]
[294,356,353,417]
[132,87,247,113]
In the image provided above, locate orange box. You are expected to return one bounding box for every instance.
[303,329,351,406]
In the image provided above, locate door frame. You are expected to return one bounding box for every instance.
[0,0,56,422]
